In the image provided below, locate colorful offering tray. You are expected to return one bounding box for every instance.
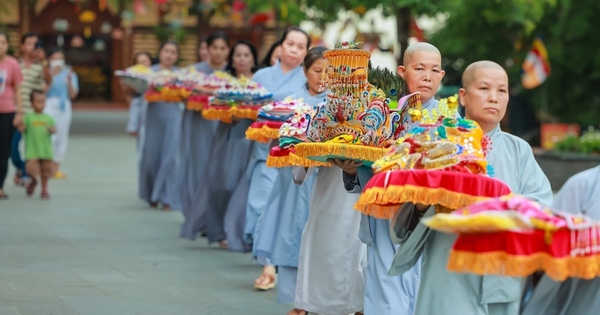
[423,196,600,281]
[144,70,189,102]
[201,96,236,123]
[115,65,153,94]
[245,98,300,143]
[354,111,512,219]
[295,42,406,166]
[187,71,232,111]
[266,101,330,168]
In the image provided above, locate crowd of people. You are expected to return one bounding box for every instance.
[3,25,597,315]
[122,26,600,315]
[0,31,79,200]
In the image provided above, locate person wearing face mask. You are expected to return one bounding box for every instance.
[43,48,79,179]
[238,27,311,292]
[178,32,229,238]
[138,41,182,211]
[388,61,552,315]
[180,40,258,252]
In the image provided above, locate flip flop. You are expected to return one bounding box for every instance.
[0,193,8,200]
[41,190,50,199]
[54,171,67,179]
[253,273,276,291]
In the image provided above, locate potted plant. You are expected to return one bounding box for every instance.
[534,127,600,191]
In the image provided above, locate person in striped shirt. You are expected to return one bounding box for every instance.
[11,31,51,187]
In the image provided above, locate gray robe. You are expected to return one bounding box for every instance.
[522,165,600,315]
[138,65,183,208]
[389,125,553,315]
[179,62,222,222]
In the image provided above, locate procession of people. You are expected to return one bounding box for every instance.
[1,23,598,315]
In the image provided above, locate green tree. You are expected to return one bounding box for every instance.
[244,0,456,61]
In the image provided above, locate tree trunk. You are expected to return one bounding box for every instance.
[396,6,411,65]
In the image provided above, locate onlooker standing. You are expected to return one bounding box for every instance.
[12,32,51,187]
[0,31,24,199]
[44,48,79,179]
[16,90,55,199]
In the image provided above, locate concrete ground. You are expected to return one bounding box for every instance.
[0,111,290,315]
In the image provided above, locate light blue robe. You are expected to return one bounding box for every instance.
[179,63,221,221]
[252,86,327,304]
[139,64,183,208]
[522,165,600,315]
[342,97,440,315]
[242,62,307,253]
[389,125,553,315]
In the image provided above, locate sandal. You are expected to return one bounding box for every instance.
[54,171,67,179]
[253,272,276,291]
[0,192,8,200]
[26,178,37,196]
[13,171,22,186]
[41,190,50,199]
[161,205,172,212]
[219,240,228,249]
[149,202,158,208]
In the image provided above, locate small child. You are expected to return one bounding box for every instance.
[17,90,56,199]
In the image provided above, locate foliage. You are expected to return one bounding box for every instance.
[429,0,600,127]
[554,128,600,154]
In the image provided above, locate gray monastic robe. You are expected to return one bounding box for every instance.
[522,165,600,315]
[389,125,553,315]
[138,65,182,208]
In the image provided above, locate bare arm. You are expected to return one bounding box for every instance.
[13,83,23,127]
[48,126,56,133]
[67,74,78,100]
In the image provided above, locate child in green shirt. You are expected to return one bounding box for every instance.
[17,90,55,199]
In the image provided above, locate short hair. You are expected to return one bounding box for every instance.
[21,31,39,44]
[30,89,45,103]
[280,27,311,50]
[461,60,506,88]
[159,41,179,54]
[304,46,327,70]
[225,40,259,77]
[47,47,64,59]
[133,51,154,65]
[207,31,230,48]
[403,42,441,65]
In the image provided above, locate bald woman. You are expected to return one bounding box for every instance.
[335,42,446,315]
[388,61,552,315]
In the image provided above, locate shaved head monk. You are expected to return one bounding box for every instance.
[388,60,552,315]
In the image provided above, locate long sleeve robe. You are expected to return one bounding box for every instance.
[521,165,600,315]
[178,62,222,223]
[138,65,183,208]
[251,86,327,304]
[341,97,440,315]
[389,125,553,315]
[242,62,307,253]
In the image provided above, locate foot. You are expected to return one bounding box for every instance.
[41,190,50,199]
[13,171,22,186]
[149,202,158,208]
[0,190,7,200]
[161,205,171,211]
[54,170,67,179]
[253,269,276,291]
[219,240,228,249]
[26,178,38,196]
[287,309,308,315]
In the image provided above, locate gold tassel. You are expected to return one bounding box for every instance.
[295,143,387,164]
[448,250,600,282]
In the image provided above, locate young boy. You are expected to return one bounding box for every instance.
[388,61,553,315]
[17,90,55,198]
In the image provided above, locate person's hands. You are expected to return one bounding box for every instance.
[415,203,429,212]
[13,112,23,127]
[327,158,363,176]
[66,71,72,83]
[34,47,46,63]
[48,126,56,133]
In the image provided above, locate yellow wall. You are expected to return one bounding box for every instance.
[0,0,19,25]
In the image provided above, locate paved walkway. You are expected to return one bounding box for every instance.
[0,111,289,315]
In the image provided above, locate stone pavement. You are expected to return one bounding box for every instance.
[0,111,290,315]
